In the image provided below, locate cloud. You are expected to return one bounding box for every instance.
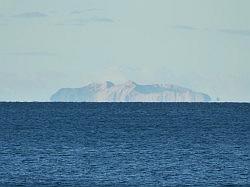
[70,9,102,15]
[91,17,114,23]
[56,17,114,26]
[172,25,198,31]
[171,25,250,37]
[218,29,250,36]
[0,51,56,57]
[12,12,48,18]
[7,10,113,27]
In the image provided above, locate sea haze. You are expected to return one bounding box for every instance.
[0,103,249,186]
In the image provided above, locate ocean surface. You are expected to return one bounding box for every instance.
[0,103,249,186]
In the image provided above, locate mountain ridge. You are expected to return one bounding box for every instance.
[50,81,211,102]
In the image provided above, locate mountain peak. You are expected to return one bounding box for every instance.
[124,80,137,87]
[101,81,114,89]
[87,81,114,89]
[51,81,211,102]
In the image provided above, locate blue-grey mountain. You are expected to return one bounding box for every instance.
[50,81,211,102]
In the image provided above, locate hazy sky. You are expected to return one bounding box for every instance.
[0,0,250,101]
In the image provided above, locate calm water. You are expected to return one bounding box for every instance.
[0,103,249,186]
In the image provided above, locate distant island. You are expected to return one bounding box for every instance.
[50,81,211,102]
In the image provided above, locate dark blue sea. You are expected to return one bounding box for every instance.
[0,103,249,186]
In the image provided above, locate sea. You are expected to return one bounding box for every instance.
[0,103,249,186]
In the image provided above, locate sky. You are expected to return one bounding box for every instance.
[0,0,250,102]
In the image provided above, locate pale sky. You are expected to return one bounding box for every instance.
[0,0,250,101]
